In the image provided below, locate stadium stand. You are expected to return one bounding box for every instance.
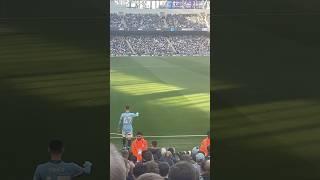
[110,142,211,180]
[110,12,210,56]
[110,36,133,56]
[110,35,209,56]
[111,13,125,30]
[110,13,209,31]
[110,1,211,179]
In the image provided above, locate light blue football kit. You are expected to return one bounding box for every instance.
[33,160,92,180]
[119,112,139,137]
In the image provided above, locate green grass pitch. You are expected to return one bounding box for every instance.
[110,56,210,151]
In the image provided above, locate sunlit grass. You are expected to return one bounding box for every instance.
[111,70,184,95]
[149,93,210,112]
[111,71,148,86]
[113,82,183,95]
[110,57,210,151]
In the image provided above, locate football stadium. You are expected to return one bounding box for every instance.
[110,0,211,179]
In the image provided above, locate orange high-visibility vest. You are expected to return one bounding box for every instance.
[131,138,148,162]
[199,137,210,156]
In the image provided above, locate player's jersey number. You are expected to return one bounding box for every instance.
[123,117,131,124]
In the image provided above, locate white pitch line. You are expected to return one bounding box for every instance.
[109,134,206,139]
[110,137,125,139]
[110,132,122,136]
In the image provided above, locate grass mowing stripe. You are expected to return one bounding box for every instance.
[111,57,209,151]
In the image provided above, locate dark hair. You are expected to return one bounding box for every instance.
[151,141,158,147]
[173,153,180,162]
[49,139,64,154]
[125,105,130,110]
[136,173,164,180]
[150,148,161,162]
[145,161,159,174]
[167,147,175,155]
[168,161,199,180]
[136,131,143,136]
[179,154,193,162]
[159,162,170,177]
[142,150,153,162]
[133,162,146,178]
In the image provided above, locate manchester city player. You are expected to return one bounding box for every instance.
[33,139,92,180]
[118,105,139,150]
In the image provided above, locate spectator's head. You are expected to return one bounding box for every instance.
[136,173,164,180]
[133,162,147,179]
[48,139,64,157]
[198,151,205,156]
[110,144,127,180]
[187,151,192,155]
[161,148,167,156]
[168,161,199,180]
[151,141,158,148]
[180,154,193,162]
[191,146,199,156]
[173,153,180,161]
[191,147,199,161]
[165,151,172,158]
[167,147,175,155]
[159,162,170,178]
[142,150,153,162]
[136,132,143,140]
[145,161,160,174]
[196,153,205,164]
[125,105,130,111]
[151,148,161,161]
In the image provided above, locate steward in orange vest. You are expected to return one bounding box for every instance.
[199,131,211,156]
[131,132,148,162]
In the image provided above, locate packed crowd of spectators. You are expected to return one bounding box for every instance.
[111,13,125,30]
[124,14,166,30]
[166,14,207,29]
[127,35,175,56]
[110,35,210,56]
[169,35,210,56]
[110,13,209,31]
[110,36,133,56]
[110,131,211,180]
